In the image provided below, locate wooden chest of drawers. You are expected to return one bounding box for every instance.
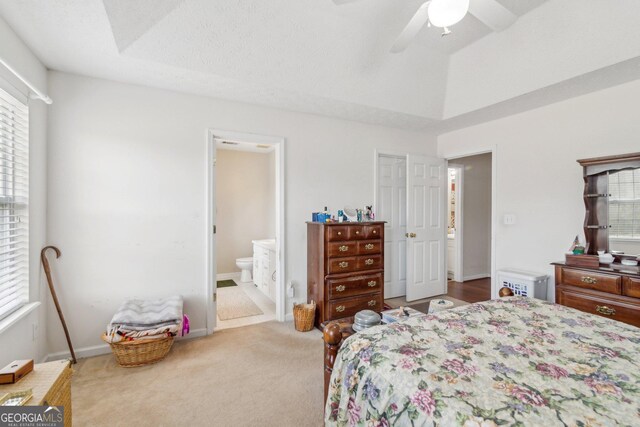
[554,263,640,328]
[307,222,385,328]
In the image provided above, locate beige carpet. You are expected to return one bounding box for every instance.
[217,286,264,320]
[72,321,324,426]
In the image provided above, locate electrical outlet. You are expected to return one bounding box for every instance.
[503,214,517,225]
[287,281,295,298]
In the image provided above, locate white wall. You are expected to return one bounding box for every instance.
[216,149,275,274]
[46,71,436,356]
[0,16,48,366]
[438,78,640,300]
[444,0,640,118]
[453,153,491,280]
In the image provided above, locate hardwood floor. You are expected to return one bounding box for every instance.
[447,278,491,303]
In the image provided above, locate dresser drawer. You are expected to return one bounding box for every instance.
[623,277,640,298]
[349,225,366,240]
[327,257,358,274]
[357,254,382,271]
[557,286,640,327]
[327,293,382,319]
[326,226,350,241]
[327,241,358,257]
[357,240,381,255]
[562,268,621,294]
[364,224,382,239]
[326,273,382,300]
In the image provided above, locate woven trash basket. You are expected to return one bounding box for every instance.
[102,334,174,367]
[293,301,316,332]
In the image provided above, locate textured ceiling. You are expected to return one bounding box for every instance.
[1,0,638,132]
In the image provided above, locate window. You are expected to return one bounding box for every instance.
[609,169,640,240]
[0,88,29,320]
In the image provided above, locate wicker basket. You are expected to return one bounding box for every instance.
[293,301,316,332]
[102,334,174,367]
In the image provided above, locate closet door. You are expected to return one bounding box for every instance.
[377,155,407,298]
[406,155,446,301]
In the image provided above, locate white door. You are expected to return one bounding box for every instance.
[406,155,446,301]
[377,155,407,298]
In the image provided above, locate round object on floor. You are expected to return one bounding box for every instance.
[353,310,381,331]
[428,298,454,314]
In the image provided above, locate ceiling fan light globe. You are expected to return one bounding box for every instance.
[427,0,469,28]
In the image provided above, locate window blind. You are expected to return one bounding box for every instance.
[609,169,640,240]
[0,87,29,320]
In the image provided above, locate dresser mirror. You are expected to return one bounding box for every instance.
[577,152,640,256]
[608,168,640,256]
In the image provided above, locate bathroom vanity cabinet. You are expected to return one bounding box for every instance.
[253,239,276,302]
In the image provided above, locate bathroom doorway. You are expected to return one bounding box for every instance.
[206,130,285,333]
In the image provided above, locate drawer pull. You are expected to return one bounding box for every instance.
[365,259,374,266]
[337,231,342,236]
[336,305,345,313]
[368,300,376,307]
[355,231,360,235]
[338,261,349,268]
[336,285,346,292]
[596,305,616,316]
[338,245,349,252]
[373,230,377,234]
[367,280,376,287]
[581,276,597,284]
[365,243,375,250]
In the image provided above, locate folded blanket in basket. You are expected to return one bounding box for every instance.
[110,295,183,327]
[104,295,184,343]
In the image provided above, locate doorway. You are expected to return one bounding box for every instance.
[206,130,286,334]
[445,153,492,303]
[374,151,447,303]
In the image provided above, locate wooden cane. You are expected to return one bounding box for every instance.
[41,246,77,364]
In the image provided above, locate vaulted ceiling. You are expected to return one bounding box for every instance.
[1,0,639,131]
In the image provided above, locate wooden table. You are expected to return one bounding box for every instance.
[0,360,73,426]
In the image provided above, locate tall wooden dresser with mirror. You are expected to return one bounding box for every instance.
[307,221,385,328]
[554,152,640,327]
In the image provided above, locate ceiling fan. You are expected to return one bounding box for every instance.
[333,0,517,53]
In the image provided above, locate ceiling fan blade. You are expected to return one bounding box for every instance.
[390,2,430,53]
[468,0,517,31]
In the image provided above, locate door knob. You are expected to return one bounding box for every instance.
[409,233,416,238]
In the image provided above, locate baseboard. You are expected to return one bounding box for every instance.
[285,312,293,322]
[463,273,491,282]
[216,272,241,281]
[43,328,210,362]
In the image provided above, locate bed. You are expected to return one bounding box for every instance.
[323,296,640,426]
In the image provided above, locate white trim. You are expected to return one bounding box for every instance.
[463,273,491,281]
[445,146,497,298]
[216,272,241,281]
[0,302,40,335]
[285,312,294,322]
[43,329,209,362]
[206,129,286,336]
[0,56,52,104]
[447,164,464,282]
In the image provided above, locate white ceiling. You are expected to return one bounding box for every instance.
[0,0,639,131]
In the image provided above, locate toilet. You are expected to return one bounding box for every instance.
[236,257,253,283]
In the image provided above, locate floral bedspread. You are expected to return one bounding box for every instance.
[325,297,640,426]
